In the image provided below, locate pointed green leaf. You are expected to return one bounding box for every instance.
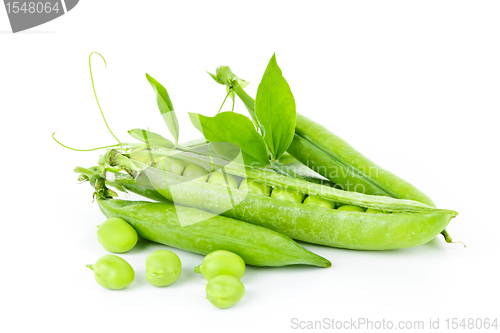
[255,54,296,160]
[188,112,270,167]
[128,128,175,149]
[207,71,224,85]
[146,73,180,144]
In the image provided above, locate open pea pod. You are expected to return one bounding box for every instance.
[105,151,458,250]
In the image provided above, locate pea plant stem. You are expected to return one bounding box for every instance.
[217,90,231,114]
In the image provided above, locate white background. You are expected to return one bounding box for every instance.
[1,1,499,332]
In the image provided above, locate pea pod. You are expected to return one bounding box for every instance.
[92,183,331,268]
[101,153,458,250]
[288,113,435,205]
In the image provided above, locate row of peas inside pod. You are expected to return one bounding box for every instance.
[152,156,391,214]
[88,217,246,309]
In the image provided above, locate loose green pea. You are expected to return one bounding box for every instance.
[182,163,209,181]
[303,196,336,209]
[270,187,305,203]
[86,255,135,290]
[146,250,182,287]
[97,217,138,253]
[238,179,272,196]
[337,205,366,212]
[157,157,185,175]
[366,208,383,214]
[195,250,245,281]
[206,275,245,309]
[207,171,240,189]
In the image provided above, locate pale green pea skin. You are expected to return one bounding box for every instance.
[206,275,245,309]
[195,250,245,281]
[337,205,366,212]
[207,170,240,189]
[97,217,138,253]
[145,250,182,287]
[238,178,271,196]
[303,195,336,209]
[270,187,305,203]
[87,255,135,290]
[182,163,209,181]
[157,157,185,175]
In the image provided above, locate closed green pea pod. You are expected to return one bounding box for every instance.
[97,197,330,267]
[289,113,436,206]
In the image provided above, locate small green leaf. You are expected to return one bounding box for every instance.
[128,128,175,149]
[207,71,224,85]
[255,54,296,160]
[146,73,180,144]
[189,112,270,167]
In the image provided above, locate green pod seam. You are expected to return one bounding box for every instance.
[288,113,436,207]
[97,198,331,267]
[140,167,456,250]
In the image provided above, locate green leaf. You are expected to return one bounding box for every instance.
[189,112,270,167]
[255,54,296,160]
[146,73,180,144]
[207,71,224,85]
[128,128,175,149]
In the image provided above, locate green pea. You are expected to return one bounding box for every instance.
[97,217,138,253]
[303,195,336,209]
[366,208,383,214]
[157,157,185,175]
[207,171,240,189]
[146,250,182,287]
[238,179,272,196]
[206,275,245,309]
[182,163,209,181]
[86,255,134,290]
[337,205,366,212]
[270,187,305,203]
[194,250,245,281]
